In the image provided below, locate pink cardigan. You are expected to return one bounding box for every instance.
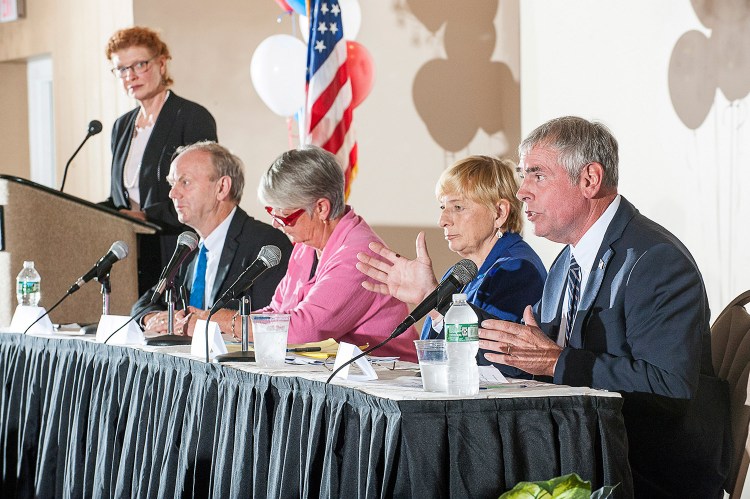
[263,207,417,361]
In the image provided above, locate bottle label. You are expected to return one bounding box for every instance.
[445,323,478,342]
[17,281,40,295]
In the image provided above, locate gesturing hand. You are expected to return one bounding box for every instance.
[355,231,439,305]
[478,306,563,377]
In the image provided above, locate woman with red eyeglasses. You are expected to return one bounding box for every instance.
[248,145,418,361]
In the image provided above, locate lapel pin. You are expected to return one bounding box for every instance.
[598,259,605,270]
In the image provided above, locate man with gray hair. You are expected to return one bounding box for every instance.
[358,116,730,497]
[133,140,292,334]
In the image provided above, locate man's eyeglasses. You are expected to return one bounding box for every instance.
[265,206,306,227]
[111,57,155,78]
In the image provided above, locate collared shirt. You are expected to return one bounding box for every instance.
[557,195,621,346]
[196,206,236,308]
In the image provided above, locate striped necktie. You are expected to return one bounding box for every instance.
[189,244,208,309]
[565,255,582,345]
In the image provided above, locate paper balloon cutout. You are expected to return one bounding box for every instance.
[299,0,361,42]
[250,34,307,117]
[346,41,374,108]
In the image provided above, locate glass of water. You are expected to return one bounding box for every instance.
[413,339,448,392]
[251,314,291,368]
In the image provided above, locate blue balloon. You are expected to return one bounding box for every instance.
[287,0,306,15]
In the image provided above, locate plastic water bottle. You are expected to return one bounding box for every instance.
[444,293,479,396]
[16,261,41,307]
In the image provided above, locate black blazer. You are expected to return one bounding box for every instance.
[132,207,293,323]
[104,92,217,233]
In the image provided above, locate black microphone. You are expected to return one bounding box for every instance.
[149,231,200,304]
[209,245,282,312]
[59,119,103,192]
[326,259,479,384]
[390,258,478,338]
[67,241,129,294]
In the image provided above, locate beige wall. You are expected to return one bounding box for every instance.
[0,0,133,197]
[0,61,29,177]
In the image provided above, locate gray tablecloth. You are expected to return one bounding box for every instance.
[0,333,633,498]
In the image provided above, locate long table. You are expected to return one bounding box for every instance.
[0,333,633,498]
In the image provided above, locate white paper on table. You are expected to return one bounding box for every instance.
[331,341,378,381]
[95,315,145,345]
[8,305,53,334]
[478,365,509,384]
[191,320,228,360]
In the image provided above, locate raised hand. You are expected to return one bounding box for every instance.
[355,231,439,305]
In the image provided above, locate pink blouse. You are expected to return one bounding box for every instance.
[264,207,417,361]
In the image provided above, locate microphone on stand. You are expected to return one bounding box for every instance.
[208,245,283,363]
[325,259,478,383]
[149,232,200,305]
[67,241,129,294]
[60,119,103,192]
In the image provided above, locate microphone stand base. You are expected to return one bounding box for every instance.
[145,334,192,346]
[214,350,256,363]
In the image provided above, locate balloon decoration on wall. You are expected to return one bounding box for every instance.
[669,1,750,129]
[252,0,373,126]
[250,34,307,117]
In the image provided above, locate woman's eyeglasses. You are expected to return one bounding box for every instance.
[265,207,306,227]
[111,57,155,78]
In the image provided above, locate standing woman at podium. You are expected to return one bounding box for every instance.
[102,26,217,294]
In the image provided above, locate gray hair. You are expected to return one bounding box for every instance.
[173,140,245,203]
[258,145,345,218]
[518,116,619,188]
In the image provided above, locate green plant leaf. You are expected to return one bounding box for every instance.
[499,474,595,499]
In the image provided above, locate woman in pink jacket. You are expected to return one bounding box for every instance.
[255,146,417,361]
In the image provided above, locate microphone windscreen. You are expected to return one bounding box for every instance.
[453,259,479,285]
[88,120,103,135]
[110,240,129,260]
[258,245,282,267]
[177,231,200,251]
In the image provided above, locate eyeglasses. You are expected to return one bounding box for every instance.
[265,206,306,227]
[110,57,155,78]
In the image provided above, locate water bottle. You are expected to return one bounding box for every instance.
[444,293,479,396]
[16,261,41,307]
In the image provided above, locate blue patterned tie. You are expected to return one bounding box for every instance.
[565,255,582,345]
[189,244,208,309]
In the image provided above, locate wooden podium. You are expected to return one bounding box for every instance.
[0,175,158,326]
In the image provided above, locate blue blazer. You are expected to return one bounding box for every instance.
[538,196,729,496]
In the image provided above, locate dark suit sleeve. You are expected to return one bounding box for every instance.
[554,243,705,399]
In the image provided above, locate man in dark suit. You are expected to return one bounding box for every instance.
[476,116,730,497]
[133,141,292,336]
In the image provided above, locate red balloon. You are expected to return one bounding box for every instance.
[346,41,374,108]
[274,0,293,13]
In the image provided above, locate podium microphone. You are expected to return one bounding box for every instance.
[60,119,103,192]
[325,259,478,383]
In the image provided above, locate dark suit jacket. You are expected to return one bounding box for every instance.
[104,92,218,233]
[537,196,730,497]
[132,207,292,325]
[101,92,217,294]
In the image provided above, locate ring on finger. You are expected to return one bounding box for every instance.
[507,344,513,356]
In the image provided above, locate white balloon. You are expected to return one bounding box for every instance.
[298,0,361,43]
[250,34,307,117]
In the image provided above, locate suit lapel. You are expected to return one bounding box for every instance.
[209,209,242,305]
[569,197,638,347]
[541,247,570,330]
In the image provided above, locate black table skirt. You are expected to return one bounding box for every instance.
[0,334,633,498]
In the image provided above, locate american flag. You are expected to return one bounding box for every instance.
[303,0,358,198]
